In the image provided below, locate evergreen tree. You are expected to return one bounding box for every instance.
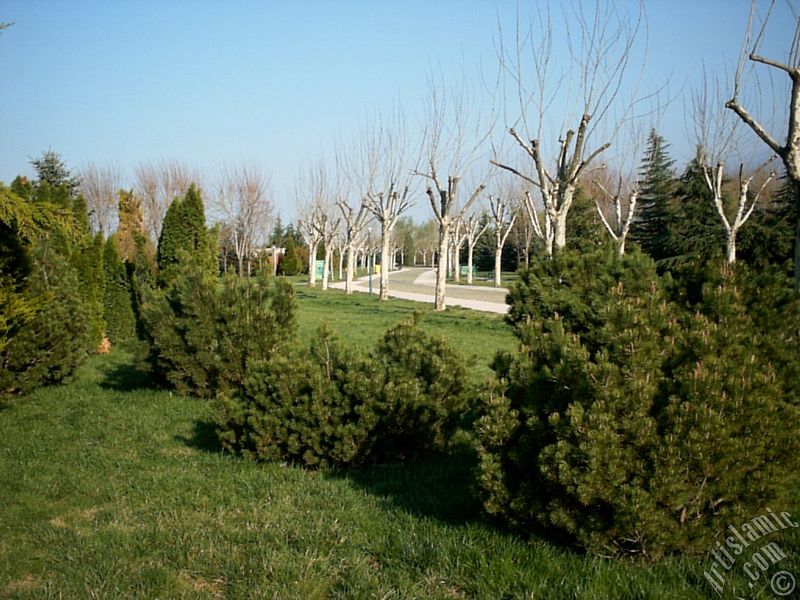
[116,189,146,263]
[667,149,724,265]
[737,177,797,269]
[30,150,80,196]
[566,185,605,250]
[156,184,215,286]
[629,130,676,262]
[102,236,136,344]
[278,236,302,275]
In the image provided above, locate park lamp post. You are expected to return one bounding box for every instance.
[368,227,373,295]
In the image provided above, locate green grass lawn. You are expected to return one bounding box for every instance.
[294,286,516,383]
[1,292,797,598]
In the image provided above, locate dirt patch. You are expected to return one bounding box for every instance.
[3,574,42,595]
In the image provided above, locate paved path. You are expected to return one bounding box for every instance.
[329,267,510,314]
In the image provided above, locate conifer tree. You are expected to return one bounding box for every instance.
[629,130,676,262]
[156,184,215,286]
[102,236,136,344]
[668,149,724,264]
[116,189,146,263]
[277,236,302,275]
[30,150,80,196]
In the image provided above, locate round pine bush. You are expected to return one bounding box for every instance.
[214,316,473,467]
[477,250,800,558]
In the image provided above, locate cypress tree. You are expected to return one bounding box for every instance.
[117,189,145,263]
[630,130,676,262]
[102,236,136,344]
[278,236,302,275]
[156,183,215,286]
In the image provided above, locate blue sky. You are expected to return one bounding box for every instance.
[0,1,795,221]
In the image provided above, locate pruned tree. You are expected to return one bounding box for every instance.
[336,145,371,294]
[726,0,800,285]
[488,188,519,287]
[296,161,333,287]
[509,203,536,267]
[214,163,273,277]
[312,204,341,291]
[463,212,489,283]
[357,111,415,301]
[417,82,490,310]
[134,159,199,244]
[692,62,778,264]
[80,162,123,237]
[491,1,646,256]
[703,159,777,263]
[415,219,439,266]
[592,172,638,255]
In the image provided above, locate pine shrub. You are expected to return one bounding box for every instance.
[477,251,800,557]
[214,315,472,467]
[142,262,296,397]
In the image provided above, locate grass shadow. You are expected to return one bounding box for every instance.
[175,420,222,453]
[100,359,160,392]
[330,443,485,526]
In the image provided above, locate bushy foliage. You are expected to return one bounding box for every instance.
[215,329,377,467]
[142,262,296,397]
[0,181,96,397]
[0,242,93,395]
[215,315,472,467]
[277,236,303,275]
[478,250,800,557]
[505,243,660,347]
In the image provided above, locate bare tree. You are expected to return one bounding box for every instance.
[214,164,272,277]
[134,159,199,244]
[726,1,800,284]
[703,159,777,263]
[414,219,439,266]
[312,205,341,291]
[590,166,639,255]
[336,146,371,294]
[491,2,645,256]
[463,212,489,283]
[449,219,467,282]
[509,204,535,267]
[80,162,123,236]
[357,111,415,301]
[417,82,490,311]
[488,189,519,287]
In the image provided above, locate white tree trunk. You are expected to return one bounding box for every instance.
[345,245,356,293]
[434,222,449,311]
[379,223,391,301]
[307,243,318,286]
[494,240,503,287]
[322,247,332,290]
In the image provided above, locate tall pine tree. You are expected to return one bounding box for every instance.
[630,130,676,262]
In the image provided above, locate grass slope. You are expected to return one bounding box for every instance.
[1,293,797,598]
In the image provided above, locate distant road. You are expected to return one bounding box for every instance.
[329,267,510,314]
